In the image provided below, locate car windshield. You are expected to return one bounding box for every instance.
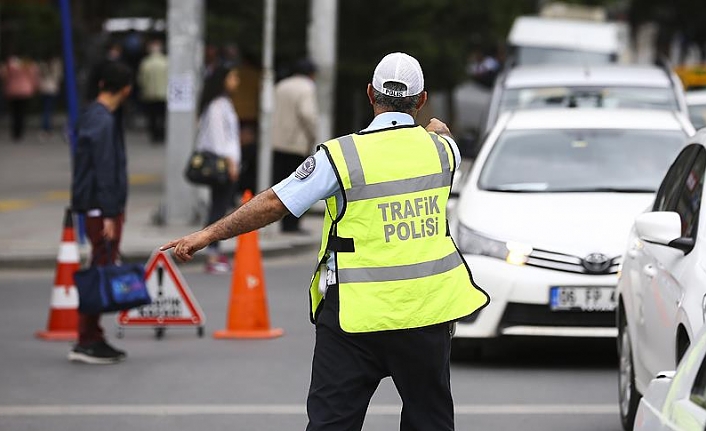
[515,47,613,66]
[689,104,706,129]
[500,87,678,112]
[478,129,685,193]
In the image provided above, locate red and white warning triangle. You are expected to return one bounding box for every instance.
[118,250,205,326]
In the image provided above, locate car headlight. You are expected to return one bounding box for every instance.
[456,224,532,266]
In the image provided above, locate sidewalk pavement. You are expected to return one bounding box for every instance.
[0,125,322,269]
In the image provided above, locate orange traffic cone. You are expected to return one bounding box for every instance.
[35,208,80,341]
[213,190,284,339]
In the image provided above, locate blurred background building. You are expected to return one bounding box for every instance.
[0,0,705,222]
[0,0,703,135]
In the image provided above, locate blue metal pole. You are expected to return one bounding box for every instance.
[58,0,85,243]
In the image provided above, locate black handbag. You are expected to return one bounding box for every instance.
[74,243,151,314]
[184,150,230,186]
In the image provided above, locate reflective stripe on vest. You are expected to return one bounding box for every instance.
[339,133,453,202]
[309,126,490,332]
[337,251,463,284]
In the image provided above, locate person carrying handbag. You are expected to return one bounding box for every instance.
[69,62,133,364]
[194,66,241,273]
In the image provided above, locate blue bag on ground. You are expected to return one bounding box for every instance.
[75,263,151,314]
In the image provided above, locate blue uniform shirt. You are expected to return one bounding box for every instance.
[272,112,461,291]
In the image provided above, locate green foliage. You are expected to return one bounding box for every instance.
[1,2,62,58]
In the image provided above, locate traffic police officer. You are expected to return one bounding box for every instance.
[163,52,489,431]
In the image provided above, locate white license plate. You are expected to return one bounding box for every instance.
[550,287,616,311]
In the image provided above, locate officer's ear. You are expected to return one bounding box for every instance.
[415,91,428,111]
[366,83,375,106]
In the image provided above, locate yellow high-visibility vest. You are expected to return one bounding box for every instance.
[309,125,489,333]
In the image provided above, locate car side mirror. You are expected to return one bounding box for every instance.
[635,212,694,253]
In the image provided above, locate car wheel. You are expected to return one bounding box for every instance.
[618,314,640,431]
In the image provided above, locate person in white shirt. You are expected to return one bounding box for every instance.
[271,58,319,233]
[38,55,63,133]
[137,40,168,143]
[195,66,241,273]
[163,53,486,431]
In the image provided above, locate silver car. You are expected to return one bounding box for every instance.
[483,64,689,134]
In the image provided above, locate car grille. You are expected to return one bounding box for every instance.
[500,303,615,328]
[526,248,621,275]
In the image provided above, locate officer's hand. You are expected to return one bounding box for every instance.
[426,118,453,138]
[160,230,212,263]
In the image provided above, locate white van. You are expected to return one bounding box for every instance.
[508,16,630,66]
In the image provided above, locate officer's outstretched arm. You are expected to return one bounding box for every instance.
[161,189,290,262]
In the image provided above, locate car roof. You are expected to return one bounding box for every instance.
[686,90,706,105]
[508,16,621,53]
[503,108,687,131]
[504,65,672,89]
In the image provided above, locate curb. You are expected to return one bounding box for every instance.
[0,238,320,270]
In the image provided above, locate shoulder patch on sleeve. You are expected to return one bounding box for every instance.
[294,156,316,180]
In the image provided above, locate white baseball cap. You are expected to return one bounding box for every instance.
[372,52,424,98]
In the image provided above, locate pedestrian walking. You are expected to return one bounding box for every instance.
[86,42,123,103]
[69,62,133,364]
[195,66,241,274]
[231,51,261,195]
[137,40,168,143]
[271,58,319,234]
[37,55,63,134]
[0,53,38,141]
[162,52,490,430]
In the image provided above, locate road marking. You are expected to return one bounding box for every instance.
[0,404,618,416]
[0,199,34,212]
[129,173,161,185]
[0,174,159,213]
[43,190,70,201]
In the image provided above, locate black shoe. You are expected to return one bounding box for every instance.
[99,341,127,359]
[68,341,126,364]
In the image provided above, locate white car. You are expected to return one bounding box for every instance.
[617,129,706,430]
[686,90,706,130]
[450,108,694,356]
[483,64,689,134]
[633,324,706,431]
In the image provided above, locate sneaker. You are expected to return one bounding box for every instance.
[68,341,126,364]
[100,341,127,359]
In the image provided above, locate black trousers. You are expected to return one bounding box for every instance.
[145,100,166,142]
[9,98,28,141]
[306,284,455,431]
[206,180,237,252]
[273,150,306,231]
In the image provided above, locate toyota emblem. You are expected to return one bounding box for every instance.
[583,253,610,274]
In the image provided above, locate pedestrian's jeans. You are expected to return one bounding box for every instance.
[78,213,124,346]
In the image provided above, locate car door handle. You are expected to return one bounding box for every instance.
[643,264,658,278]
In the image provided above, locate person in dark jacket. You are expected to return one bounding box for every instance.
[70,62,132,364]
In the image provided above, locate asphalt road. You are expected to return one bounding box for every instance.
[0,250,623,431]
